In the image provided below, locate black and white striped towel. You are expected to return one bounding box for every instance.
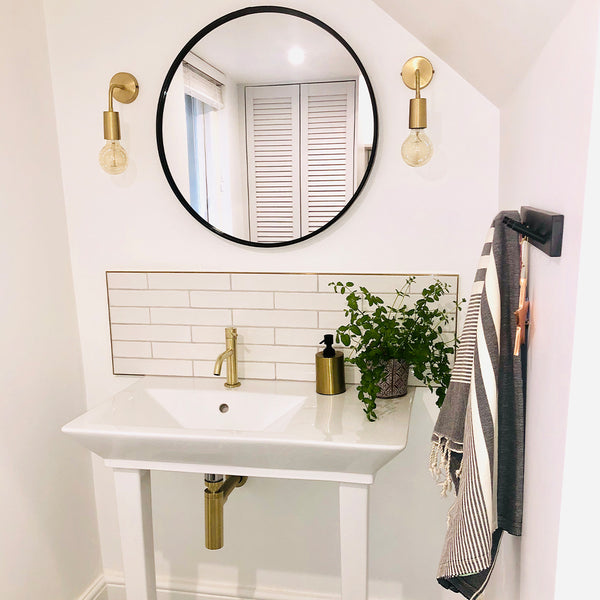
[430,211,525,598]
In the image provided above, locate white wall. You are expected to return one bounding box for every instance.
[43,0,499,598]
[0,1,102,598]
[555,7,600,596]
[498,1,600,598]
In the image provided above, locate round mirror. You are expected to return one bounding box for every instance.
[157,6,378,247]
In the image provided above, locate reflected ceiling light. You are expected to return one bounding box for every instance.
[401,56,434,167]
[99,72,139,175]
[287,46,305,66]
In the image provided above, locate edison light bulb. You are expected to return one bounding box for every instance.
[401,130,433,167]
[99,140,128,175]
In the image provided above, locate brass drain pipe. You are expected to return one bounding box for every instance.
[204,475,247,549]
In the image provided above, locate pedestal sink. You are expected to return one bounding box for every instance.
[63,376,413,600]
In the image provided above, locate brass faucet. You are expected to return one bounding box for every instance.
[213,327,241,388]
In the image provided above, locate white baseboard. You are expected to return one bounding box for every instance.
[77,575,107,600]
[104,571,339,600]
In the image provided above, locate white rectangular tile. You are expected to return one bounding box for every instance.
[147,272,231,290]
[111,324,191,342]
[240,345,315,364]
[276,363,315,381]
[235,327,275,345]
[113,358,192,376]
[275,328,324,346]
[190,326,232,343]
[318,311,346,330]
[107,272,148,289]
[233,309,317,328]
[109,289,189,307]
[274,292,347,311]
[109,306,150,324]
[190,290,273,309]
[112,341,152,358]
[151,307,232,326]
[152,342,222,360]
[231,273,317,292]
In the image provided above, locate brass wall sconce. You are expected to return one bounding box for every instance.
[401,57,434,167]
[99,72,139,175]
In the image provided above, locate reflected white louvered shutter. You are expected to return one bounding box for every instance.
[245,85,301,243]
[300,81,356,234]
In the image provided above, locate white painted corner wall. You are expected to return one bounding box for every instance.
[41,0,498,598]
[497,1,600,599]
[0,1,102,599]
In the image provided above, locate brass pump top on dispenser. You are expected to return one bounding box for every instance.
[315,335,345,395]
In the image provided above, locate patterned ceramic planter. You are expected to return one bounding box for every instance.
[376,359,409,398]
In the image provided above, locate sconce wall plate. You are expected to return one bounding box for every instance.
[401,56,434,90]
[109,72,139,104]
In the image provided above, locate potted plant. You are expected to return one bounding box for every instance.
[330,277,461,421]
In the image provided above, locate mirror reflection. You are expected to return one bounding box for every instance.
[159,9,377,246]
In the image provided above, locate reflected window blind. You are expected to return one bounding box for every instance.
[183,62,224,110]
[245,81,355,242]
[301,81,355,234]
[245,85,301,243]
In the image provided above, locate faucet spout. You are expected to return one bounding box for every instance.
[213,327,241,388]
[213,349,233,376]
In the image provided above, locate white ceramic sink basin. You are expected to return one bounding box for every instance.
[146,388,306,431]
[63,377,413,483]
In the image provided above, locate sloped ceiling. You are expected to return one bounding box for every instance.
[373,0,575,106]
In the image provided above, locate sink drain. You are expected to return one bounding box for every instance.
[218,403,229,414]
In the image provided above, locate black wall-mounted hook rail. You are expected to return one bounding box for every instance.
[503,206,564,257]
[502,217,548,244]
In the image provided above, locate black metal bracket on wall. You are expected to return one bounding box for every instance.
[502,206,564,257]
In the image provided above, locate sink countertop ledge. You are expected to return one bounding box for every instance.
[62,377,414,484]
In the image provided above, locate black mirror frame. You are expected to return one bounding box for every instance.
[156,5,379,248]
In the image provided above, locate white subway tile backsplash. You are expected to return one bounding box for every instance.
[148,272,231,290]
[275,328,323,347]
[113,357,193,376]
[240,344,315,364]
[107,271,458,386]
[274,292,346,311]
[151,307,232,326]
[191,291,273,309]
[112,341,152,358]
[111,324,191,342]
[191,326,234,343]
[233,309,317,328]
[232,273,317,292]
[109,289,189,307]
[152,342,223,360]
[276,363,315,381]
[235,327,275,345]
[109,306,151,324]
[107,272,148,289]
[318,311,346,330]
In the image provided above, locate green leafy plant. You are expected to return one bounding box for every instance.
[330,277,462,421]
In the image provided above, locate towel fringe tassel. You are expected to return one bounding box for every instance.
[430,439,462,497]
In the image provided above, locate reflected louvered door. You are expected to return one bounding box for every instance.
[245,85,301,243]
[300,81,356,234]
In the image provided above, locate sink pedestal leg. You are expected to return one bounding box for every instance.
[339,483,369,600]
[113,469,157,600]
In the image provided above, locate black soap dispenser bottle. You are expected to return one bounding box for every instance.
[315,334,346,395]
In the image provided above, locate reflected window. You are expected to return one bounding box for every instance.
[183,62,224,221]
